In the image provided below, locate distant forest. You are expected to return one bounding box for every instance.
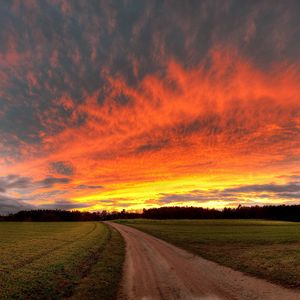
[0,205,300,222]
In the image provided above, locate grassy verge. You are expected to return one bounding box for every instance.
[116,219,300,288]
[70,224,125,300]
[0,222,125,299]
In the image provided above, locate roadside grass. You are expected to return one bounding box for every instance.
[0,222,124,299]
[116,219,300,288]
[70,225,125,300]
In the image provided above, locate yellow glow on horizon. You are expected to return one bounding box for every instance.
[70,172,289,211]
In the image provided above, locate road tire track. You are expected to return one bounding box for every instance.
[4,222,99,272]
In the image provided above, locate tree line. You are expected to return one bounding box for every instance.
[141,205,300,221]
[0,204,299,221]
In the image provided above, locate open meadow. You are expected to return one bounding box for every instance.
[116,219,300,288]
[0,222,124,299]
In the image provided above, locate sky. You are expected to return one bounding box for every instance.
[0,0,300,214]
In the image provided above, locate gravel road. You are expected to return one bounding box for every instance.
[108,222,300,300]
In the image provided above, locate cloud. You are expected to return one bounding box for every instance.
[0,0,299,156]
[0,174,74,214]
[38,177,71,188]
[135,139,170,154]
[0,1,299,211]
[0,194,33,215]
[49,161,74,176]
[279,193,300,199]
[277,175,300,181]
[0,174,71,196]
[0,175,32,193]
[38,200,91,210]
[74,184,104,190]
[157,181,300,206]
[224,182,300,193]
[158,191,223,204]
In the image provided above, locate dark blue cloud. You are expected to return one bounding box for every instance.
[74,184,104,190]
[0,194,33,215]
[39,176,71,188]
[0,0,299,163]
[49,161,74,176]
[224,182,300,193]
[158,181,300,204]
[0,175,32,193]
[38,199,91,210]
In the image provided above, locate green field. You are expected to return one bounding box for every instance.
[0,222,124,299]
[116,219,300,288]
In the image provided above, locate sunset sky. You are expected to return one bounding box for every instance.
[0,0,300,214]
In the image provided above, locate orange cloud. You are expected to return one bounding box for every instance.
[1,47,299,211]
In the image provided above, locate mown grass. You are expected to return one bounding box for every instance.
[116,219,300,288]
[0,222,124,299]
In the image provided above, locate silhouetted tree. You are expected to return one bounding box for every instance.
[1,205,299,222]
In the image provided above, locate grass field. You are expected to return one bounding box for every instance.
[116,219,300,288]
[0,222,124,299]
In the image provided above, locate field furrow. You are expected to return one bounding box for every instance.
[0,222,124,299]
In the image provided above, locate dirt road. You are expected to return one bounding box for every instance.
[108,222,300,300]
